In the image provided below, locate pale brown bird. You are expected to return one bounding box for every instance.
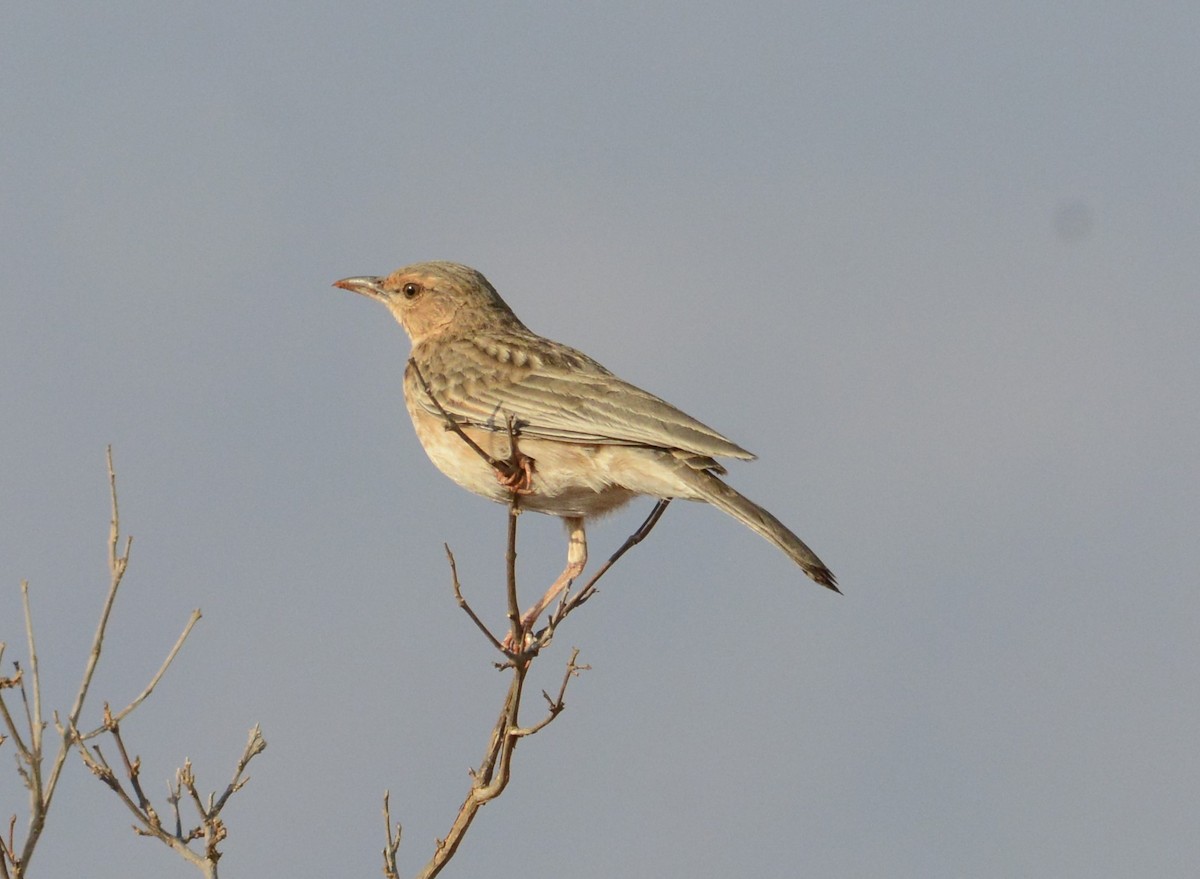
[335,261,837,631]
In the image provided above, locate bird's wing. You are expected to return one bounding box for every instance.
[409,333,755,461]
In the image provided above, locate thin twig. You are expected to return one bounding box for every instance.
[210,725,266,815]
[575,498,671,604]
[445,546,505,652]
[0,663,29,755]
[20,582,42,772]
[33,448,132,855]
[110,717,162,827]
[513,648,588,737]
[78,609,203,740]
[382,791,402,879]
[530,499,672,651]
[505,497,521,644]
[0,818,12,879]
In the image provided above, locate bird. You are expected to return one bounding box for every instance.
[334,261,837,635]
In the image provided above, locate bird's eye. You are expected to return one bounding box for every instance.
[402,282,421,299]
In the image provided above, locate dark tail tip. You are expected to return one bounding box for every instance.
[813,568,841,594]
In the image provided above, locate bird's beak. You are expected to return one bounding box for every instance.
[333,276,386,300]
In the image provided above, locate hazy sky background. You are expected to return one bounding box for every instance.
[2,4,1197,877]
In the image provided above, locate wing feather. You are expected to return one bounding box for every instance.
[410,333,754,461]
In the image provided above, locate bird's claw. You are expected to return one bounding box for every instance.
[496,453,535,495]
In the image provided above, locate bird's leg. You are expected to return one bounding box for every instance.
[523,516,588,628]
[504,516,587,650]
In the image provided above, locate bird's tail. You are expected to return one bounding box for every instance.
[683,468,839,592]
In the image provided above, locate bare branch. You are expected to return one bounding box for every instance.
[504,497,522,646]
[1,447,204,876]
[382,791,402,879]
[412,671,524,879]
[78,608,203,740]
[0,815,15,879]
[210,725,266,815]
[0,665,29,756]
[74,722,266,879]
[20,584,42,770]
[41,448,133,816]
[513,648,588,737]
[445,545,507,654]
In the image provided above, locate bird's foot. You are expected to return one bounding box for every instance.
[501,627,530,654]
[496,452,535,495]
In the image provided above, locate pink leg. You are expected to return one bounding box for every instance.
[505,516,587,649]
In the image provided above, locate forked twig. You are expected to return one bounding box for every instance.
[382,791,403,879]
[74,722,266,879]
[77,609,203,741]
[445,546,505,653]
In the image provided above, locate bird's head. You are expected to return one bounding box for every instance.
[334,261,525,345]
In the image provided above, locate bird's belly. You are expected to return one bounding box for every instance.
[410,411,640,518]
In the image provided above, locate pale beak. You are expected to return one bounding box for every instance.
[333,276,386,299]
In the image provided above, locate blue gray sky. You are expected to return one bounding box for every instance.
[2,4,1197,877]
